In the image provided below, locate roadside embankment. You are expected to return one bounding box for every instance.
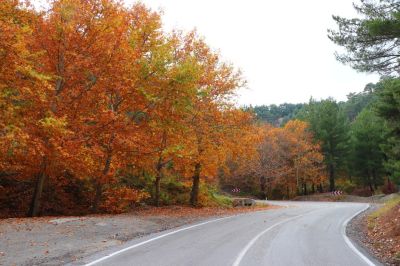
[347,193,400,266]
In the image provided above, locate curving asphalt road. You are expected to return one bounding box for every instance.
[77,201,381,266]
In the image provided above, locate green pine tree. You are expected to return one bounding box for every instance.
[328,0,400,75]
[298,98,350,191]
[376,78,400,184]
[350,108,387,191]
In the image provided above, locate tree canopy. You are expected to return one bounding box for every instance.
[329,0,400,75]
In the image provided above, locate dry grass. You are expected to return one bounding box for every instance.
[367,194,400,265]
[369,195,400,221]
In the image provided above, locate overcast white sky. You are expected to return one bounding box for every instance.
[125,0,380,106]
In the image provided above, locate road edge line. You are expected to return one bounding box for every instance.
[84,207,280,266]
[342,204,376,266]
[83,215,234,266]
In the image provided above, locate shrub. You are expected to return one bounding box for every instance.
[101,187,149,213]
[197,184,233,207]
[336,179,356,194]
[352,187,373,197]
[382,178,399,194]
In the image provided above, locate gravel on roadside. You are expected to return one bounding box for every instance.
[346,204,398,266]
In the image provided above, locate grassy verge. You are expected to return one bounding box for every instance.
[210,192,233,207]
[368,194,400,227]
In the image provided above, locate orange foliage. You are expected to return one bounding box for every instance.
[1,0,326,216]
[224,120,327,199]
[101,187,150,214]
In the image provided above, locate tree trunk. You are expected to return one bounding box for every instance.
[303,183,308,195]
[319,183,323,193]
[329,164,335,191]
[28,159,47,217]
[259,176,266,200]
[93,147,113,212]
[369,182,374,193]
[93,182,102,212]
[368,175,374,193]
[154,165,162,207]
[312,183,315,194]
[372,169,378,190]
[190,163,201,206]
[387,177,393,192]
[154,131,167,207]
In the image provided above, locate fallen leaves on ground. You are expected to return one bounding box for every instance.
[364,200,400,265]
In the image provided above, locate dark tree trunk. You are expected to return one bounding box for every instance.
[190,163,201,206]
[372,169,378,190]
[259,176,266,199]
[93,182,103,212]
[387,177,393,192]
[93,148,113,212]
[329,164,335,191]
[154,131,167,207]
[286,186,290,199]
[369,182,374,193]
[303,183,308,195]
[28,158,47,217]
[367,168,374,193]
[312,183,315,194]
[368,176,374,193]
[154,163,162,207]
[319,183,323,193]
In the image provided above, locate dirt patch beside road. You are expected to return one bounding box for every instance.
[0,205,276,266]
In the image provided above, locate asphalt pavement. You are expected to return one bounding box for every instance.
[77,201,381,266]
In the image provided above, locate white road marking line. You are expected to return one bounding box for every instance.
[342,204,376,266]
[84,215,234,266]
[84,208,280,266]
[85,204,374,266]
[233,204,377,266]
[232,209,323,266]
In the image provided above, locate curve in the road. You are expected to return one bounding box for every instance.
[232,208,324,266]
[81,201,378,266]
[341,204,375,266]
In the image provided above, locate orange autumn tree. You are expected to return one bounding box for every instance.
[30,0,145,214]
[0,0,52,215]
[224,124,287,198]
[219,110,262,194]
[135,31,202,206]
[271,120,326,197]
[2,0,159,215]
[174,32,246,206]
[0,0,86,217]
[223,120,326,199]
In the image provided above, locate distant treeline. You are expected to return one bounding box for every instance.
[247,83,378,127]
[245,103,304,126]
[245,79,399,197]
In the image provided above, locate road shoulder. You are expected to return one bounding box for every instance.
[346,204,388,266]
[0,205,276,266]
